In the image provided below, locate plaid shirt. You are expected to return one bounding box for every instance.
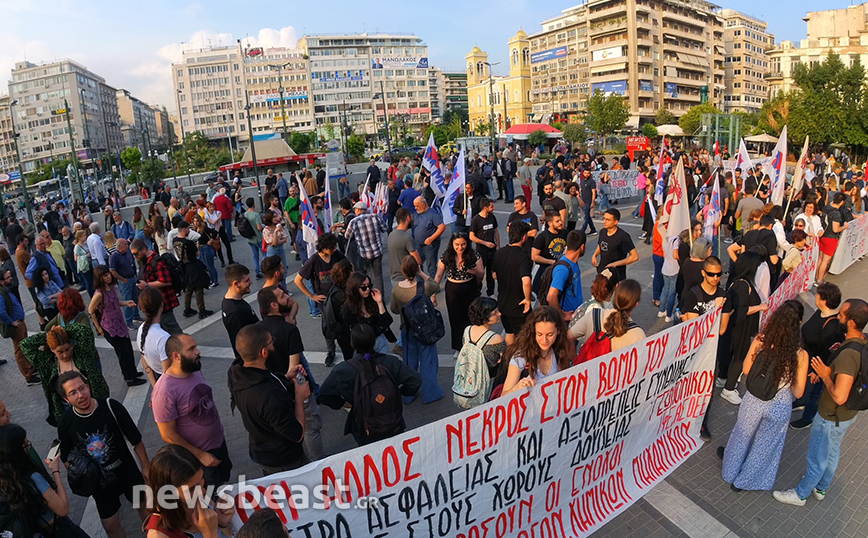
[144,253,179,311]
[345,212,388,260]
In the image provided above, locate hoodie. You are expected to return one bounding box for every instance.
[227,364,304,468]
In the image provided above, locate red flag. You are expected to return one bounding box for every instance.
[714,140,720,156]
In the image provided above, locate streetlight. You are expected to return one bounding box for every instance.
[483,61,499,157]
[266,62,292,140]
[243,90,264,211]
[5,100,33,223]
[62,96,83,202]
[373,80,392,156]
[176,89,193,186]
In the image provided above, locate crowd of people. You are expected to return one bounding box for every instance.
[0,143,866,537]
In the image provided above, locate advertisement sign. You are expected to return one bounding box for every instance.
[665,83,678,98]
[250,92,308,104]
[325,151,347,180]
[531,46,568,64]
[374,107,431,116]
[592,46,624,62]
[592,80,627,96]
[313,71,364,83]
[371,57,428,69]
[829,213,868,275]
[640,80,653,92]
[225,309,720,538]
[532,82,589,95]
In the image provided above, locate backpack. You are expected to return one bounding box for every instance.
[149,253,185,295]
[482,162,493,179]
[321,286,344,340]
[574,309,639,366]
[237,213,255,239]
[453,327,494,409]
[838,336,868,411]
[745,351,779,401]
[537,259,573,307]
[0,492,39,538]
[401,279,445,345]
[349,355,403,440]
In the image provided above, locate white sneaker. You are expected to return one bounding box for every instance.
[664,316,672,322]
[714,377,726,388]
[773,489,806,506]
[720,388,742,405]
[813,488,826,501]
[657,311,666,318]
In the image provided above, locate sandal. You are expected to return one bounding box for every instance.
[652,300,660,307]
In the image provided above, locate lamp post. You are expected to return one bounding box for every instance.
[63,98,83,203]
[6,100,33,222]
[484,61,499,157]
[243,90,264,211]
[374,80,392,156]
[176,89,193,186]
[267,62,292,140]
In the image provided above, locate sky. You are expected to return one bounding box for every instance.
[0,0,849,114]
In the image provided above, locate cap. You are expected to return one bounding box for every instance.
[524,158,531,163]
[353,201,367,210]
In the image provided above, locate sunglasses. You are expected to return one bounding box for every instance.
[705,271,722,278]
[359,285,370,291]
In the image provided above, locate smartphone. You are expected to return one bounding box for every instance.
[47,439,60,461]
[295,372,307,385]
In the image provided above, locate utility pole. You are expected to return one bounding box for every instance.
[484,61,499,157]
[244,89,264,210]
[267,62,292,140]
[377,80,392,156]
[5,100,31,222]
[63,98,83,203]
[176,89,193,186]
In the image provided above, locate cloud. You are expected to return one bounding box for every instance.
[0,35,55,95]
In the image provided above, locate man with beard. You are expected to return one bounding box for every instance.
[222,264,259,365]
[152,334,233,487]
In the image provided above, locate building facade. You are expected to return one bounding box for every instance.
[151,105,173,148]
[116,88,158,154]
[442,72,469,119]
[720,9,772,113]
[241,44,312,137]
[8,59,120,173]
[466,30,533,134]
[428,67,445,122]
[0,95,17,174]
[298,33,431,142]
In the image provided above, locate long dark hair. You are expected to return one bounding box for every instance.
[505,306,572,374]
[147,445,203,532]
[34,267,51,292]
[441,232,475,271]
[139,286,164,352]
[603,279,642,337]
[0,424,50,517]
[92,264,115,292]
[342,272,377,320]
[756,299,804,386]
[727,251,762,290]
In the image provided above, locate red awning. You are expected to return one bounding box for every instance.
[219,153,327,172]
[504,123,562,135]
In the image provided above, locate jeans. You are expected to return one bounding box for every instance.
[795,416,854,499]
[117,277,139,325]
[266,245,288,281]
[222,218,234,241]
[338,180,351,200]
[81,268,94,297]
[302,396,324,462]
[305,279,320,317]
[598,193,611,211]
[247,241,261,275]
[358,254,384,295]
[632,190,646,218]
[794,379,826,424]
[652,254,664,302]
[486,177,495,198]
[296,229,309,263]
[418,241,440,277]
[199,244,219,285]
[401,327,443,404]
[659,274,678,317]
[374,333,388,354]
[505,177,515,201]
[580,204,597,234]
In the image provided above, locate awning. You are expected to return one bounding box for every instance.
[219,153,327,171]
[714,45,726,55]
[591,62,627,74]
[676,53,709,68]
[662,33,676,40]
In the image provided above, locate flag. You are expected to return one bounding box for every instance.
[658,158,691,241]
[769,125,788,206]
[714,140,720,156]
[322,170,333,231]
[297,178,320,258]
[654,139,667,205]
[442,149,466,225]
[361,174,371,209]
[790,135,810,194]
[422,133,447,198]
[735,139,752,193]
[704,170,722,242]
[373,182,388,216]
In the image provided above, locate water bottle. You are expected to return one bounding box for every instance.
[673,307,681,324]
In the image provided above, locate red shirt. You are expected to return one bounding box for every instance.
[144,253,179,311]
[213,194,233,219]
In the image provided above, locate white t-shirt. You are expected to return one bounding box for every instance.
[754,262,771,303]
[510,354,561,382]
[662,236,680,276]
[137,321,170,375]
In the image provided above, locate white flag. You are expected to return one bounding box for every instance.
[658,158,691,241]
[790,135,810,194]
[769,126,788,206]
[441,149,466,225]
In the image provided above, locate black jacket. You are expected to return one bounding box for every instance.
[227,364,304,467]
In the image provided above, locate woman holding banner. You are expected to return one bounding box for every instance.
[720,299,809,491]
[501,306,572,395]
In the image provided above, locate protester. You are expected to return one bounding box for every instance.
[192,214,220,288]
[469,197,499,297]
[492,221,533,345]
[506,195,539,257]
[464,296,507,378]
[131,239,183,336]
[545,230,585,322]
[0,269,40,386]
[34,267,62,326]
[501,306,572,395]
[435,232,483,352]
[322,259,355,365]
[568,269,618,346]
[341,272,393,355]
[137,286,171,387]
[222,263,258,364]
[591,208,638,282]
[344,202,388,293]
[412,196,446,277]
[531,210,568,292]
[172,222,213,320]
[816,192,849,286]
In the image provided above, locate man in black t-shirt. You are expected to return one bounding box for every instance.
[470,198,499,296]
[739,215,779,267]
[579,169,597,235]
[507,195,539,256]
[174,222,214,319]
[493,221,533,344]
[591,208,637,282]
[681,257,726,320]
[531,210,568,293]
[541,182,566,223]
[222,264,259,364]
[57,371,150,536]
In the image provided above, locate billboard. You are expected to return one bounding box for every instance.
[640,80,653,92]
[592,46,624,62]
[313,70,364,83]
[665,83,678,98]
[371,57,428,69]
[531,46,568,64]
[592,80,627,96]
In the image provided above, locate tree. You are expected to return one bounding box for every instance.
[346,134,366,159]
[585,89,630,150]
[562,123,587,145]
[551,121,565,132]
[289,132,312,154]
[757,91,792,136]
[140,157,165,184]
[121,147,142,174]
[678,103,721,136]
[642,123,658,138]
[528,129,549,148]
[655,108,677,125]
[323,121,337,142]
[425,125,449,147]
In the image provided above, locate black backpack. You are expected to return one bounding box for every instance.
[349,355,403,441]
[838,336,868,411]
[482,162,493,179]
[401,279,445,345]
[0,492,39,538]
[237,213,255,239]
[321,286,344,340]
[537,259,573,307]
[745,351,779,401]
[150,253,185,295]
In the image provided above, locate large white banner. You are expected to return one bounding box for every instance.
[225,310,721,537]
[829,213,868,275]
[593,170,642,200]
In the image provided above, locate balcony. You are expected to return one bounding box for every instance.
[589,18,629,38]
[661,10,705,29]
[766,71,783,80]
[662,24,704,41]
[588,2,627,22]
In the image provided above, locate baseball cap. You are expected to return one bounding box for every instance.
[353,201,367,210]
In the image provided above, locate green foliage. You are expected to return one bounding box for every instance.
[642,123,658,138]
[475,122,491,136]
[323,121,337,142]
[346,134,366,158]
[562,123,587,145]
[550,121,565,132]
[140,157,165,184]
[289,132,312,154]
[678,103,721,136]
[655,108,677,125]
[121,147,142,173]
[528,129,549,148]
[757,91,792,136]
[585,89,630,149]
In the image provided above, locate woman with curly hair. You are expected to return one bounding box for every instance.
[0,424,79,536]
[21,324,109,425]
[501,306,573,395]
[326,259,355,363]
[434,232,483,352]
[45,287,91,332]
[720,300,809,491]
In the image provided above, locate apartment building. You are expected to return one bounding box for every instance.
[466,30,533,133]
[298,33,431,140]
[720,9,772,113]
[442,72,469,118]
[527,0,726,127]
[428,67,445,122]
[8,59,120,172]
[0,95,17,174]
[241,44,312,136]
[116,88,158,153]
[151,105,173,147]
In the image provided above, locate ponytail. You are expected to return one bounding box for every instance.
[603,279,642,337]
